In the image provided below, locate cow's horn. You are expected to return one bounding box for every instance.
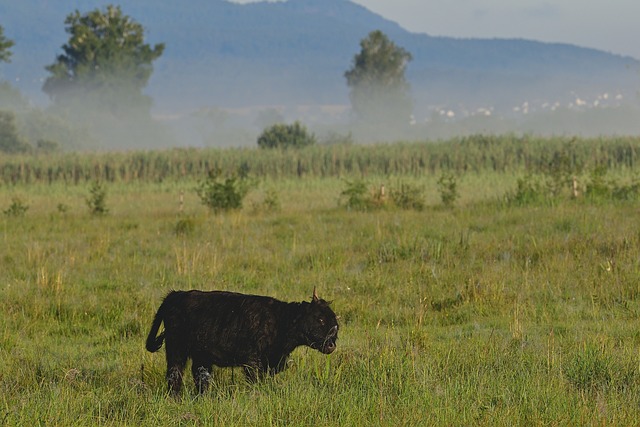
[312,287,319,301]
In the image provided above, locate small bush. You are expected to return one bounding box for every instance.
[196,169,254,213]
[504,174,548,206]
[3,196,28,217]
[262,189,281,212]
[251,189,281,214]
[0,110,31,154]
[390,181,424,211]
[340,180,425,211]
[437,173,459,208]
[86,181,109,216]
[339,179,371,211]
[257,121,316,149]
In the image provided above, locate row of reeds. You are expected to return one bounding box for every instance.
[1,134,638,185]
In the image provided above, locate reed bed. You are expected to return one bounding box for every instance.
[1,135,639,185]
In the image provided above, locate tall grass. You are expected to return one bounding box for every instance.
[2,135,640,185]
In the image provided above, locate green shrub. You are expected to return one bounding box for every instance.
[505,174,548,206]
[196,169,254,213]
[339,179,372,211]
[257,121,316,149]
[390,181,424,211]
[250,189,281,214]
[437,173,459,208]
[3,196,28,217]
[261,189,281,212]
[340,180,425,211]
[86,181,109,216]
[0,110,30,154]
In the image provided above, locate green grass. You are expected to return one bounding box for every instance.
[2,162,640,425]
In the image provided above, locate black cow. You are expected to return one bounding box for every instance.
[145,288,339,395]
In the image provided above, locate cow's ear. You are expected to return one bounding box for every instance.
[312,287,319,302]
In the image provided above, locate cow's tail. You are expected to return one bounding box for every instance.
[145,302,166,353]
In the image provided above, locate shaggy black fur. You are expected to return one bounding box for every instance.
[146,289,339,395]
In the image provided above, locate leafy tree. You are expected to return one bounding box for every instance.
[86,181,109,216]
[41,5,172,150]
[0,26,30,113]
[0,110,30,153]
[0,25,14,63]
[257,121,316,149]
[43,5,164,110]
[345,30,413,126]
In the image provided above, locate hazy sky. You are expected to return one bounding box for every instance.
[231,0,640,59]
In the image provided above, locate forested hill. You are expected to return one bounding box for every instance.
[1,0,638,114]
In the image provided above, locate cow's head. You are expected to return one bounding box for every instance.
[299,288,339,354]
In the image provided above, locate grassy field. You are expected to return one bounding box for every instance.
[2,140,640,425]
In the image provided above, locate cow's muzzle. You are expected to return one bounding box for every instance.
[320,325,338,354]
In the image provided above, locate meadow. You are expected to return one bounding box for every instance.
[2,135,640,425]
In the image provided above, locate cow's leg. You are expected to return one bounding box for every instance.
[166,363,186,396]
[192,359,212,394]
[165,344,187,396]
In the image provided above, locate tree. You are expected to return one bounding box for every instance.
[43,5,164,112]
[0,27,30,112]
[345,30,413,126]
[0,25,14,63]
[257,121,316,149]
[41,5,172,150]
[0,111,30,154]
